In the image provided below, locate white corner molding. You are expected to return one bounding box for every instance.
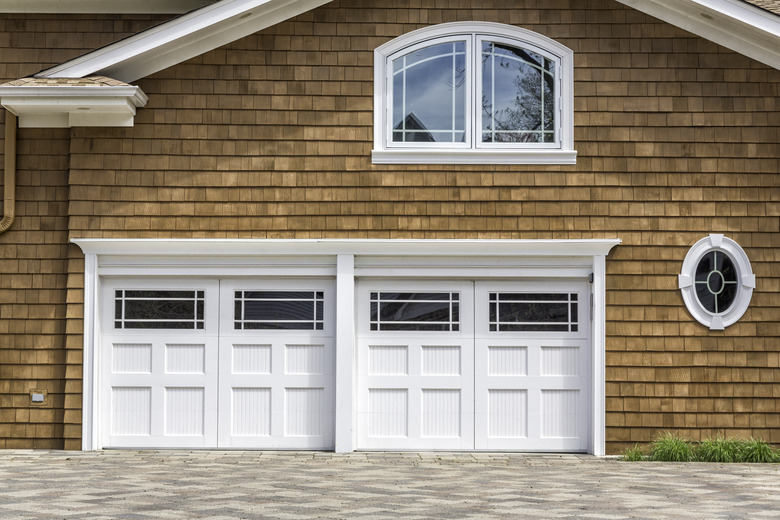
[35,0,332,83]
[679,234,755,330]
[0,0,215,13]
[0,85,148,128]
[615,0,780,70]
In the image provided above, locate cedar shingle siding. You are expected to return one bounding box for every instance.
[1,0,778,452]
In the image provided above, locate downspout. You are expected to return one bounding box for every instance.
[0,110,17,235]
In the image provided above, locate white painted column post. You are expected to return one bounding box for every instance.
[81,252,99,451]
[591,254,607,456]
[334,254,355,453]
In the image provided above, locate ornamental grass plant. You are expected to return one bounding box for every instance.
[620,444,645,461]
[621,432,780,463]
[739,438,780,463]
[649,432,696,462]
[696,435,742,463]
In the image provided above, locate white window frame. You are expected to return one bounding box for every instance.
[678,234,755,330]
[372,22,576,165]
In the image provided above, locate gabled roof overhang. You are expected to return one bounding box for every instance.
[0,0,215,14]
[31,0,780,83]
[615,0,780,69]
[35,0,331,83]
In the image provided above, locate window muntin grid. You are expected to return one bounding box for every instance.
[386,32,561,151]
[694,251,738,314]
[489,292,578,332]
[114,290,205,330]
[481,41,555,144]
[391,40,467,143]
[370,292,460,332]
[234,291,324,330]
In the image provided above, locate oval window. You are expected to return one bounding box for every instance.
[679,235,755,330]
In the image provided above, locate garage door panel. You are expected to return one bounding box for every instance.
[217,279,335,449]
[357,281,475,450]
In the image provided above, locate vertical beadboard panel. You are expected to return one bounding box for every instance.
[285,344,325,374]
[165,387,205,436]
[232,344,271,374]
[368,345,408,375]
[165,344,205,374]
[541,390,579,438]
[421,346,461,375]
[285,388,325,436]
[232,388,271,436]
[488,389,527,438]
[368,389,407,438]
[421,389,461,437]
[488,347,527,376]
[112,343,152,373]
[111,387,151,435]
[541,346,579,376]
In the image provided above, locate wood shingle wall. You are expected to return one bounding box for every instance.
[0,13,172,448]
[2,0,779,452]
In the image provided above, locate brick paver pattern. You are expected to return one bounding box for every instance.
[0,450,778,519]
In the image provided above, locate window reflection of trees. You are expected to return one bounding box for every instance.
[482,43,555,143]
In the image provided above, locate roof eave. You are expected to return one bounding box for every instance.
[0,0,215,14]
[616,0,780,69]
[35,0,332,83]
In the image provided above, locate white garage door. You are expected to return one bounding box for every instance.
[357,280,590,451]
[100,278,335,449]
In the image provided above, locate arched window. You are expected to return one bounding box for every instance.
[372,22,575,164]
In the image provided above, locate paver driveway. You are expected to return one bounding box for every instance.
[0,450,778,519]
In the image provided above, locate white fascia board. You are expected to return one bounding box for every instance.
[72,238,622,258]
[35,0,332,83]
[0,85,148,128]
[0,0,215,14]
[616,0,780,69]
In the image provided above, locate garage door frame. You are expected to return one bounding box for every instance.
[75,238,620,455]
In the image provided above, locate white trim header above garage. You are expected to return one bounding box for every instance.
[73,238,621,259]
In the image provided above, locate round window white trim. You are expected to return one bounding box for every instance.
[678,234,755,330]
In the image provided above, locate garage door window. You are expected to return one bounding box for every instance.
[370,292,460,331]
[489,292,578,332]
[114,290,205,329]
[234,290,324,330]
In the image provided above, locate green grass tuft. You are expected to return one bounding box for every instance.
[696,436,741,463]
[621,444,646,461]
[649,432,695,462]
[738,438,780,463]
[622,434,780,463]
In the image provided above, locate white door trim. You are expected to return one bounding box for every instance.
[74,238,620,454]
